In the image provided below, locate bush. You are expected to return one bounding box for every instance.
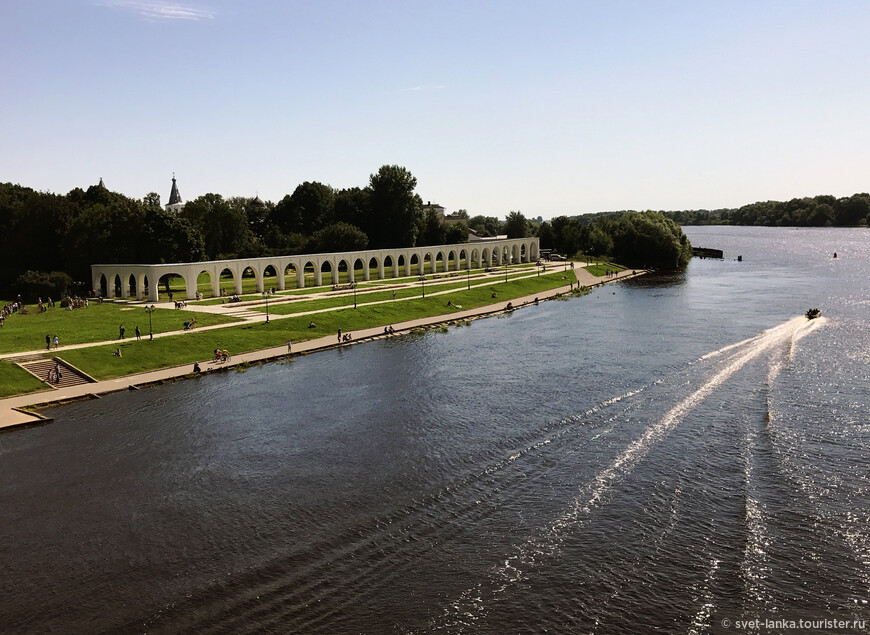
[11,270,74,302]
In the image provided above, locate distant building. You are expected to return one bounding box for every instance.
[422,201,445,219]
[443,212,467,226]
[165,174,184,213]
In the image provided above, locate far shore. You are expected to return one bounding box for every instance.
[0,266,645,429]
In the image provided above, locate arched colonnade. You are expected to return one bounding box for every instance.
[91,238,540,302]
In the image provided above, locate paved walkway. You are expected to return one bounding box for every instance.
[0,263,643,428]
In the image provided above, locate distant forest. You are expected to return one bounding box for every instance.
[577,193,870,228]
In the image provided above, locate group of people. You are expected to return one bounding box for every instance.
[61,296,89,310]
[337,329,352,342]
[1,300,23,323]
[213,348,230,363]
[44,334,59,350]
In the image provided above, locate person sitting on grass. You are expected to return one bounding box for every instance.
[113,348,122,357]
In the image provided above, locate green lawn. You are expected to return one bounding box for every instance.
[0,302,240,354]
[584,263,628,277]
[158,262,537,301]
[0,361,49,398]
[252,271,541,316]
[61,270,578,381]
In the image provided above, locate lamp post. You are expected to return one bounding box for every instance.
[420,275,426,298]
[466,265,471,290]
[145,305,155,341]
[352,282,357,308]
[262,292,270,323]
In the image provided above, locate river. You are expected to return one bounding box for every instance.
[1,226,868,633]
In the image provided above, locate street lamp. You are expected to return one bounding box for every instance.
[420,275,426,298]
[144,305,156,341]
[352,282,357,308]
[262,292,270,323]
[466,265,471,290]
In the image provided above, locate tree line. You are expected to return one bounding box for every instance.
[535,211,692,269]
[1,163,698,300]
[654,193,870,227]
[0,165,471,298]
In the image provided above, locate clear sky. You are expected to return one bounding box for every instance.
[3,1,869,219]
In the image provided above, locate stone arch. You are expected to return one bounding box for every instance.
[262,264,278,293]
[236,265,257,294]
[423,252,433,275]
[337,258,352,284]
[388,255,400,278]
[157,272,188,301]
[300,261,316,287]
[99,274,108,298]
[138,273,150,301]
[128,274,137,298]
[192,269,213,299]
[284,262,299,289]
[447,249,457,271]
[354,257,366,282]
[217,268,235,296]
[320,260,334,287]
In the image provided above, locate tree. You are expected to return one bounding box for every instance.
[273,181,334,235]
[142,192,161,209]
[536,221,555,250]
[182,194,253,259]
[418,208,447,246]
[367,165,422,248]
[468,215,501,237]
[445,223,469,244]
[309,222,369,253]
[504,211,529,239]
[332,187,371,229]
[605,211,691,268]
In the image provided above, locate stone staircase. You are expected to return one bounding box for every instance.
[19,357,96,389]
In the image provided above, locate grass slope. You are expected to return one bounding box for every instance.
[61,270,577,381]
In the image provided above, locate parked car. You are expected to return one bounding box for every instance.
[550,254,565,261]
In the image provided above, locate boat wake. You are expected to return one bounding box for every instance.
[433,316,827,631]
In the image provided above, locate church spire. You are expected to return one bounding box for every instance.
[168,173,182,206]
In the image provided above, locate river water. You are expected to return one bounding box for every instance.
[1,227,868,634]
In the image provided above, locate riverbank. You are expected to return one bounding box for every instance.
[0,265,645,428]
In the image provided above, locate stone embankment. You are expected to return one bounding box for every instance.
[0,265,645,429]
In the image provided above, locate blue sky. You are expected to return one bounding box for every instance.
[3,1,869,219]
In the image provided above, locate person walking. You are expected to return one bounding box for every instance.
[52,335,59,349]
[135,326,141,341]
[337,328,342,342]
[46,334,51,350]
[119,325,125,339]
[287,339,292,352]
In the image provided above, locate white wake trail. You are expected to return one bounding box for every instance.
[434,316,824,632]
